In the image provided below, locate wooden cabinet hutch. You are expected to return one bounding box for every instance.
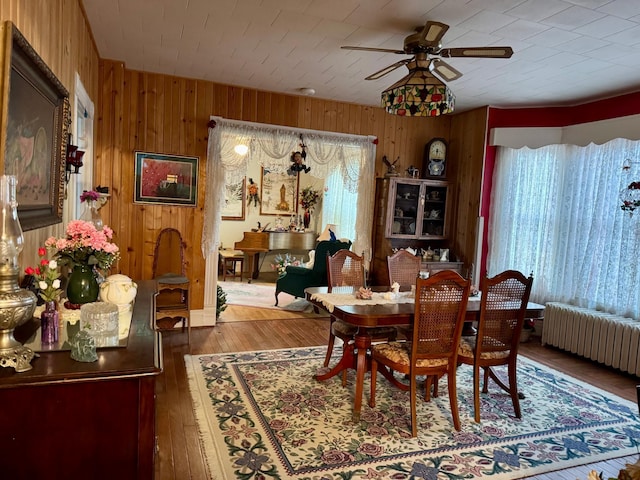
[372,177,464,285]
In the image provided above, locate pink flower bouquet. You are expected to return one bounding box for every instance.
[45,220,120,271]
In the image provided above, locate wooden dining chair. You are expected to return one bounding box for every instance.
[387,249,422,341]
[153,228,191,345]
[369,270,471,436]
[387,249,421,288]
[324,250,397,385]
[457,270,533,423]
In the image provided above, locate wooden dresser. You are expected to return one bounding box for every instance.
[0,280,162,479]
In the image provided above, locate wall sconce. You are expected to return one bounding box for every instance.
[65,135,85,183]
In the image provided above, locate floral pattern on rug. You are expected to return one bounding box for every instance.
[186,347,640,480]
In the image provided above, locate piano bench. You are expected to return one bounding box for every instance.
[220,250,244,281]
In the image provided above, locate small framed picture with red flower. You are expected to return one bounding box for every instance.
[134,151,199,206]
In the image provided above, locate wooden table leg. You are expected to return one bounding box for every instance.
[352,332,372,422]
[315,342,356,381]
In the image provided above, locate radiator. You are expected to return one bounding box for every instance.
[542,302,640,376]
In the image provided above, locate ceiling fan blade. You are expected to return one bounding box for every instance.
[429,59,463,82]
[341,46,405,54]
[365,59,411,80]
[419,21,449,45]
[438,46,514,58]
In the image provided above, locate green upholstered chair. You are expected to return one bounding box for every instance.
[274,239,351,306]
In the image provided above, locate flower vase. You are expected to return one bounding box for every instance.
[303,210,311,229]
[66,264,99,305]
[41,301,59,344]
[80,199,104,230]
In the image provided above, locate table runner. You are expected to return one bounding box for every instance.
[309,291,414,313]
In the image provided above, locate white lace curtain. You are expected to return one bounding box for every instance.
[203,117,376,259]
[488,139,640,319]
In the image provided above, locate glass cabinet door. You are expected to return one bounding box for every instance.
[386,180,421,238]
[385,178,450,239]
[421,183,448,239]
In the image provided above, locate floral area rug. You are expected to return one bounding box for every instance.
[184,346,640,480]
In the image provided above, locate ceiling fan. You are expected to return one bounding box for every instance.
[342,20,513,84]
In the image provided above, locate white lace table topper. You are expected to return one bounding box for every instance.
[309,291,414,313]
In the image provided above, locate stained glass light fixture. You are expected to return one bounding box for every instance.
[381,56,455,117]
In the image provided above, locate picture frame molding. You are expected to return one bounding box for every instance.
[221,177,246,220]
[0,21,69,231]
[133,151,199,206]
[259,167,299,216]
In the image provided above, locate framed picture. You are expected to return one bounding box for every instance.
[134,151,198,206]
[222,177,245,220]
[0,21,69,231]
[259,167,299,216]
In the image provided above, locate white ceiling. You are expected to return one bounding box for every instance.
[82,0,640,113]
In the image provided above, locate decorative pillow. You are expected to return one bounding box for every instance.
[306,250,315,269]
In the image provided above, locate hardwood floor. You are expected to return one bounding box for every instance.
[154,307,640,479]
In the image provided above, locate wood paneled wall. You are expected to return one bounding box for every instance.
[95,61,454,309]
[1,0,485,311]
[449,107,488,276]
[0,0,99,270]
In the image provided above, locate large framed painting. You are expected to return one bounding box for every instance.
[134,151,198,206]
[222,177,245,220]
[259,167,299,216]
[0,21,69,231]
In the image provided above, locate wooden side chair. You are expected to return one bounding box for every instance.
[369,270,471,436]
[387,249,421,288]
[153,228,191,345]
[324,250,397,385]
[457,270,533,423]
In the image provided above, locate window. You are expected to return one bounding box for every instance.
[488,139,640,318]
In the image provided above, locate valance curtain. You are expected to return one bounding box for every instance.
[203,117,376,260]
[488,139,640,319]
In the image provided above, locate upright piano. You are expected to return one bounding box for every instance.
[234,231,317,282]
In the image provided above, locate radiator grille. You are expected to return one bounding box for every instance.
[541,302,640,375]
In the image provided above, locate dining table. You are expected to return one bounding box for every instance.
[305,285,545,421]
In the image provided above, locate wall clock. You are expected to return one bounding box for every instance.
[423,138,447,178]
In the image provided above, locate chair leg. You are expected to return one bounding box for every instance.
[410,373,418,437]
[448,367,461,431]
[424,376,432,402]
[274,291,279,306]
[423,375,439,401]
[484,364,522,418]
[482,366,491,393]
[473,364,481,423]
[323,318,337,367]
[508,359,521,418]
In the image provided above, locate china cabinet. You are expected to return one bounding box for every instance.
[372,177,463,286]
[385,177,451,240]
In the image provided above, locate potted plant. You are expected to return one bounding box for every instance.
[216,285,227,319]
